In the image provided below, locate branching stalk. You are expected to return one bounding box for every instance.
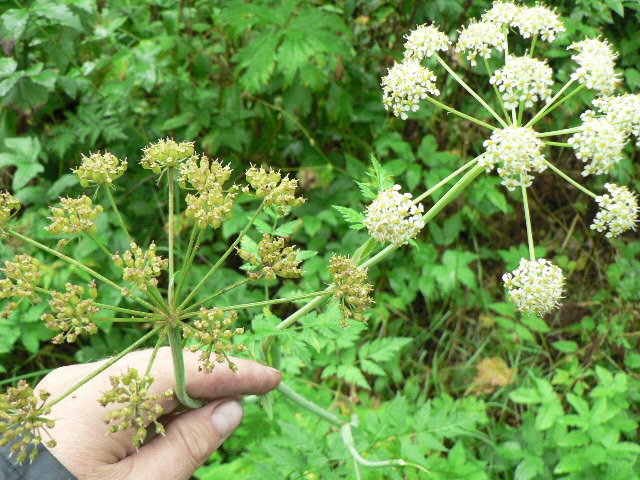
[521,184,536,261]
[544,160,597,198]
[168,326,203,409]
[105,187,132,245]
[423,95,497,130]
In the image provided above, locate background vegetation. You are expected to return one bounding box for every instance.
[1,0,639,478]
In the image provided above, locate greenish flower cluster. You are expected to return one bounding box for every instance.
[178,155,233,191]
[183,307,247,373]
[237,233,303,281]
[40,282,100,343]
[328,255,374,327]
[73,151,128,187]
[141,138,195,173]
[0,380,55,463]
[245,166,305,213]
[45,195,104,235]
[0,191,20,227]
[112,242,168,293]
[99,368,174,448]
[0,255,42,318]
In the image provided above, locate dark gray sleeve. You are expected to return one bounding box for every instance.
[0,439,77,480]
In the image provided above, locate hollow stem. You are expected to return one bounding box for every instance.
[105,187,132,245]
[178,201,265,312]
[44,327,161,410]
[434,53,509,128]
[544,160,597,198]
[168,168,176,309]
[521,184,536,261]
[168,325,203,409]
[277,382,341,426]
[423,95,497,130]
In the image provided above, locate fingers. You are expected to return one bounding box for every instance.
[118,399,245,480]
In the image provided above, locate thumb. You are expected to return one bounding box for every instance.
[121,399,244,480]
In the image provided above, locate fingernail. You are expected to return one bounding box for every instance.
[267,366,282,378]
[211,400,244,440]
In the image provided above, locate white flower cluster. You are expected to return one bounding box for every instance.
[591,183,638,238]
[481,1,519,25]
[503,258,564,316]
[511,4,565,42]
[480,126,547,190]
[455,20,506,66]
[381,61,440,120]
[569,37,620,95]
[364,185,425,245]
[490,55,553,110]
[403,24,451,61]
[568,114,627,176]
[593,94,640,146]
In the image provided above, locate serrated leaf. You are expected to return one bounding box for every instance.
[332,205,365,226]
[369,154,394,192]
[274,220,301,237]
[0,9,29,42]
[336,364,370,390]
[360,337,412,363]
[355,180,375,200]
[35,2,83,30]
[360,359,386,376]
[235,27,283,91]
[552,340,578,353]
[0,137,43,190]
[0,58,17,76]
[509,387,541,404]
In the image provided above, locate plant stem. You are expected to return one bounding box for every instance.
[435,53,509,128]
[521,184,536,261]
[97,316,163,322]
[275,291,333,330]
[484,57,510,121]
[105,187,132,244]
[526,79,578,128]
[178,201,265,312]
[545,141,571,147]
[413,157,479,204]
[0,369,56,387]
[175,226,203,302]
[183,276,252,314]
[93,302,152,317]
[168,326,203,408]
[277,382,341,426]
[536,126,584,137]
[145,327,168,377]
[423,95,497,130]
[146,285,170,314]
[529,35,538,57]
[84,232,112,257]
[168,168,176,310]
[544,160,597,198]
[44,327,161,410]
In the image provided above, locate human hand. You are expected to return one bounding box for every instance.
[36,348,281,480]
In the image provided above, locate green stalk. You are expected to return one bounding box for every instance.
[175,226,203,302]
[545,141,571,147]
[529,35,538,57]
[0,369,55,387]
[544,160,597,198]
[168,168,176,309]
[93,302,151,317]
[536,126,584,137]
[84,232,112,257]
[529,84,584,127]
[105,187,132,245]
[423,95,497,130]
[521,184,536,261]
[484,57,510,121]
[8,228,160,313]
[182,276,252,315]
[434,53,509,128]
[414,157,479,204]
[277,382,341,426]
[178,201,266,312]
[45,327,161,410]
[145,327,169,377]
[275,291,332,330]
[168,326,203,409]
[97,316,163,322]
[526,79,578,128]
[146,285,170,314]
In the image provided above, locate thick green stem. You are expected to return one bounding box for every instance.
[529,35,537,57]
[276,291,332,330]
[521,184,536,261]
[544,160,597,198]
[545,141,571,147]
[178,202,265,312]
[536,126,584,138]
[435,53,509,128]
[423,95,497,130]
[45,327,161,410]
[168,168,176,309]
[414,157,479,204]
[526,79,578,128]
[105,187,132,245]
[168,326,203,409]
[277,382,342,426]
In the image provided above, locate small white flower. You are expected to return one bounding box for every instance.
[591,183,638,238]
[364,185,425,245]
[481,1,519,25]
[489,55,553,110]
[480,126,547,190]
[568,37,620,95]
[381,60,440,120]
[455,20,506,66]
[568,115,627,176]
[403,24,451,61]
[593,94,640,145]
[503,258,564,316]
[512,4,565,42]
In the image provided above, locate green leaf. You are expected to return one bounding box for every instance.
[552,340,578,353]
[35,1,83,30]
[0,137,43,190]
[360,359,386,376]
[0,57,17,76]
[535,399,563,430]
[332,206,365,227]
[274,220,301,237]
[0,9,29,42]
[553,452,584,474]
[515,456,543,480]
[509,387,541,404]
[336,364,370,390]
[360,337,412,363]
[235,27,283,91]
